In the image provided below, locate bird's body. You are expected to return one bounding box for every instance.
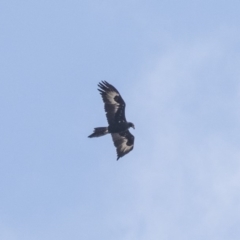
[108,122,134,133]
[88,81,135,160]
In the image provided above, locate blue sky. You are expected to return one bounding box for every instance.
[1,1,240,239]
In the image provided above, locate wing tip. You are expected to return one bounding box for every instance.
[98,80,109,88]
[98,81,110,93]
[98,81,119,93]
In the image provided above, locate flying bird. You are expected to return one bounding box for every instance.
[88,81,135,160]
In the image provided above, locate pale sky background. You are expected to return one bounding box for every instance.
[1,1,240,240]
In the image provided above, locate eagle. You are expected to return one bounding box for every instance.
[88,81,135,160]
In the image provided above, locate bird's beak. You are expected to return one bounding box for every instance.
[132,125,135,129]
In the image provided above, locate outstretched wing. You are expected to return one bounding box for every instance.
[111,130,134,160]
[98,81,126,125]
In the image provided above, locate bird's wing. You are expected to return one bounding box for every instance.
[111,130,134,160]
[98,81,126,125]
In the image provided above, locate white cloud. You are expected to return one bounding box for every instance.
[126,28,240,239]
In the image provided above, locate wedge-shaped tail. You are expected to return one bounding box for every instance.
[88,127,108,138]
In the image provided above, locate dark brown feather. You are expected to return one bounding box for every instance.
[98,81,126,125]
[111,130,134,160]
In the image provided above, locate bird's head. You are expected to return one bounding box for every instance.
[128,122,135,129]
